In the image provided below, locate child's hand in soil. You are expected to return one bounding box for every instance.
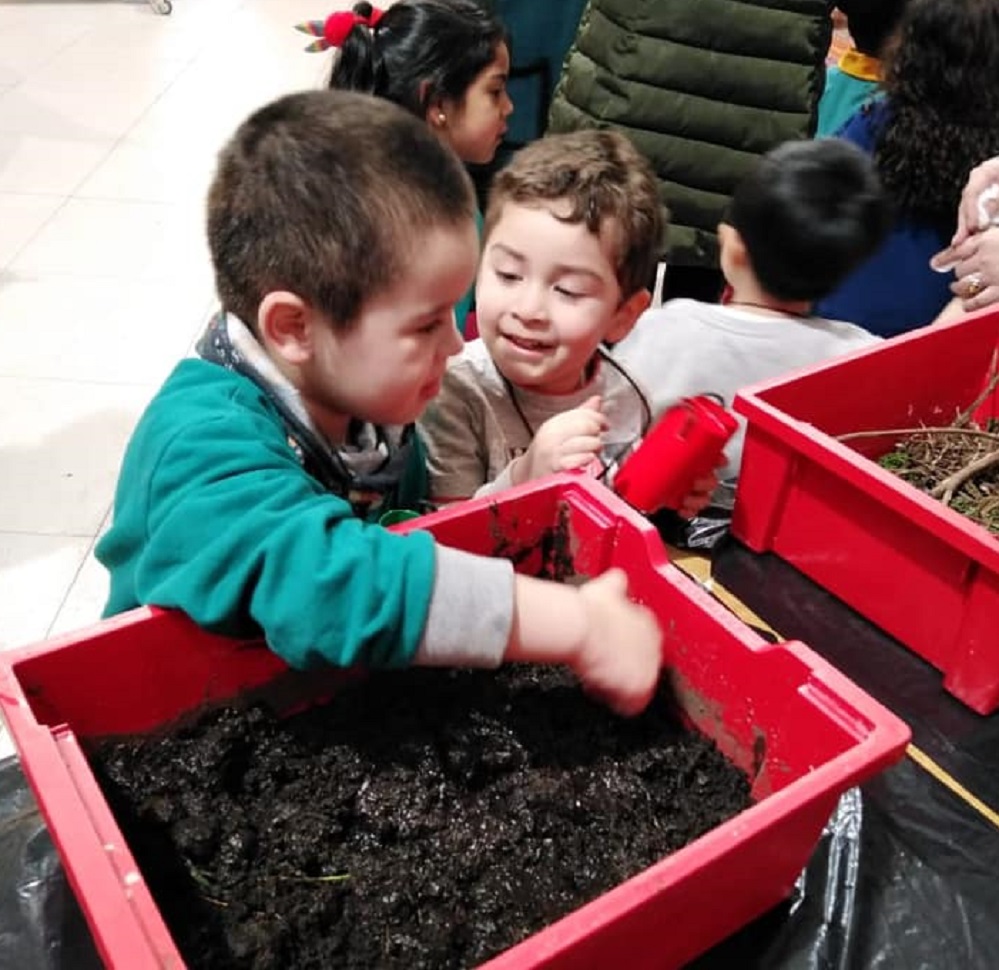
[574,568,662,716]
[512,396,608,485]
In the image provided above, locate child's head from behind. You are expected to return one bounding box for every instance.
[478,128,663,395]
[722,139,890,304]
[837,0,908,57]
[328,0,512,165]
[207,90,476,437]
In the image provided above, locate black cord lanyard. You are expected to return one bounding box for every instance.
[725,301,811,319]
[499,347,653,479]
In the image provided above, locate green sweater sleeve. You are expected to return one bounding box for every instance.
[98,397,436,671]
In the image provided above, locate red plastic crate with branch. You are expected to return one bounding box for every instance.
[733,308,999,714]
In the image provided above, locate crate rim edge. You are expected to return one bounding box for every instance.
[734,305,999,404]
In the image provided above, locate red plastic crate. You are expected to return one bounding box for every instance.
[733,308,999,714]
[0,475,909,969]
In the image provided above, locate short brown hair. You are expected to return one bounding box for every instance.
[483,128,665,297]
[207,89,476,330]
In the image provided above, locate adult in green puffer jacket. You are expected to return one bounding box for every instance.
[548,0,832,298]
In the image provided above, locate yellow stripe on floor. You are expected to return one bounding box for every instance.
[668,548,999,832]
[669,548,782,642]
[906,744,999,831]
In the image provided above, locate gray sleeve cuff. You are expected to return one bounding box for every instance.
[474,462,516,498]
[415,545,514,667]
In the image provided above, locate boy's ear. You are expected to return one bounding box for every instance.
[257,292,316,365]
[718,222,749,268]
[606,287,652,343]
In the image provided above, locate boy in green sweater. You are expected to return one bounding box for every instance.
[95,90,660,716]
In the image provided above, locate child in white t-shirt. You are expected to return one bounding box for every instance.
[614,138,891,507]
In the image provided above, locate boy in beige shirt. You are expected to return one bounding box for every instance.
[420,129,691,506]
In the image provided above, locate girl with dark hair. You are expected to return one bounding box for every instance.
[322,0,513,167]
[299,1,513,335]
[816,0,999,337]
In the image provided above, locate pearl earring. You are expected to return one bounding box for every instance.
[437,112,446,124]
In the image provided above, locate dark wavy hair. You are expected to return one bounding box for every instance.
[328,0,509,118]
[874,0,999,232]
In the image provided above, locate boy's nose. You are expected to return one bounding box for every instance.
[502,93,514,118]
[513,284,548,323]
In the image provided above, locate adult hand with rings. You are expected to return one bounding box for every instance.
[936,226,999,312]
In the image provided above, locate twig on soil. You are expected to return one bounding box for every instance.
[954,347,999,428]
[189,866,216,891]
[190,868,231,908]
[931,447,999,504]
[276,873,351,885]
[836,426,999,444]
[837,368,999,532]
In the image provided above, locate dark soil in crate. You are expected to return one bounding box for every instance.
[91,665,752,970]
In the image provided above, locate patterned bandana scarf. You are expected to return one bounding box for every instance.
[196,312,417,519]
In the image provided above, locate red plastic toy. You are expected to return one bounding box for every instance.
[614,395,738,512]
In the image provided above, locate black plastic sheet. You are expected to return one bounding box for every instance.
[3,538,999,968]
[0,754,100,969]
[695,539,999,969]
[694,761,999,969]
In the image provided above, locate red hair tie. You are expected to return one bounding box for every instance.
[294,7,385,52]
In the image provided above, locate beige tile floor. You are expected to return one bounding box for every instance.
[0,0,349,754]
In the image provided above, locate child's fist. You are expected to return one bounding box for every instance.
[677,470,719,519]
[516,395,607,484]
[572,568,662,716]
